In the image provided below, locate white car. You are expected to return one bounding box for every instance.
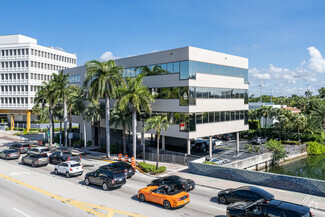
[212,139,223,148]
[28,147,51,156]
[209,158,226,165]
[54,161,83,178]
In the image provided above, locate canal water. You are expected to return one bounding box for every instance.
[266,154,325,181]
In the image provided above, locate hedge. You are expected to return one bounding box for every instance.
[282,140,301,145]
[138,162,167,174]
[307,141,325,155]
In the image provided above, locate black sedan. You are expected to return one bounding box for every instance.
[84,167,126,190]
[218,186,274,204]
[0,149,20,160]
[9,143,30,154]
[100,161,135,178]
[151,175,195,191]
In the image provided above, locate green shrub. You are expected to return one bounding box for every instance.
[138,162,166,174]
[245,144,253,153]
[87,140,92,146]
[307,141,325,155]
[253,145,261,153]
[265,139,287,162]
[282,140,301,145]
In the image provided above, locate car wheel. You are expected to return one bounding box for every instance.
[49,158,53,164]
[5,156,9,160]
[218,195,227,204]
[139,193,146,202]
[102,182,108,191]
[163,200,171,209]
[54,169,58,175]
[21,159,25,165]
[66,172,70,178]
[32,162,36,167]
[84,178,90,186]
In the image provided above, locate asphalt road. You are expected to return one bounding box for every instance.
[0,149,228,217]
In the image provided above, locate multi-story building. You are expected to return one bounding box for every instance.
[0,34,77,131]
[65,46,248,155]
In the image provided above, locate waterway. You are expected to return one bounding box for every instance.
[266,154,325,181]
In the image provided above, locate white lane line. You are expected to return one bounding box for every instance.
[301,194,311,205]
[208,205,225,211]
[13,207,31,217]
[9,172,30,176]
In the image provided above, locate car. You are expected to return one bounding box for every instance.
[207,158,225,165]
[138,185,190,209]
[251,137,267,145]
[226,199,314,217]
[21,153,49,167]
[28,147,51,156]
[54,161,83,178]
[9,143,30,154]
[84,167,126,190]
[221,134,233,141]
[198,138,224,148]
[218,186,274,204]
[100,161,135,178]
[212,139,223,147]
[0,149,20,160]
[192,141,209,152]
[151,175,195,191]
[49,151,81,164]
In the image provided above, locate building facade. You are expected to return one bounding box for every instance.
[65,46,249,154]
[0,34,77,130]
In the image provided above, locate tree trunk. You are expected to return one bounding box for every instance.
[49,104,53,145]
[122,125,126,155]
[69,107,72,147]
[156,132,160,170]
[298,126,300,141]
[132,109,137,160]
[259,118,262,137]
[63,97,68,147]
[52,115,55,145]
[97,121,101,147]
[83,115,87,150]
[105,95,110,158]
[60,120,62,146]
[264,116,267,137]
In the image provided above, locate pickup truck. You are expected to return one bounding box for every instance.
[49,151,81,164]
[251,137,267,145]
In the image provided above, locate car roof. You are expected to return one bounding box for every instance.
[268,200,310,214]
[65,161,79,164]
[237,186,273,197]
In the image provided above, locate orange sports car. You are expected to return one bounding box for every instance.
[138,185,190,209]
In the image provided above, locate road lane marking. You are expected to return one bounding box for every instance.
[0,173,147,217]
[9,172,30,176]
[12,207,31,217]
[301,194,311,205]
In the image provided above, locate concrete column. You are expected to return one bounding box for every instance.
[187,139,191,155]
[162,135,165,150]
[209,136,213,159]
[141,131,145,162]
[26,111,31,132]
[236,132,240,156]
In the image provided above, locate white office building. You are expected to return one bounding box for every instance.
[0,34,77,130]
[65,46,249,155]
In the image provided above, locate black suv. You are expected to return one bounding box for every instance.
[84,167,126,190]
[227,199,313,217]
[100,162,135,178]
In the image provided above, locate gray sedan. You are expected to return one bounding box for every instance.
[0,149,20,160]
[21,153,49,167]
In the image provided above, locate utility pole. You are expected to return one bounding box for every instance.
[259,84,262,103]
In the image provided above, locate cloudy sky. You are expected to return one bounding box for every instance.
[1,0,325,97]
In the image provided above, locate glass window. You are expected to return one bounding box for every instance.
[215,112,220,122]
[167,63,173,73]
[196,62,202,73]
[202,63,209,74]
[209,88,215,98]
[196,87,203,98]
[231,111,235,120]
[264,207,283,217]
[189,61,196,79]
[209,112,214,123]
[215,89,220,98]
[221,89,227,98]
[220,112,225,122]
[196,113,203,124]
[208,64,215,74]
[189,113,196,131]
[236,111,240,120]
[282,210,300,217]
[179,87,189,106]
[189,87,196,105]
[161,63,167,71]
[173,62,179,73]
[245,110,248,125]
[180,61,189,79]
[202,88,209,98]
[226,111,231,121]
[203,112,208,123]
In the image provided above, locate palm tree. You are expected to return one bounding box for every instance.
[303,115,321,134]
[84,101,105,147]
[310,102,325,129]
[291,113,306,141]
[305,90,312,98]
[110,108,132,155]
[144,115,170,169]
[70,86,88,149]
[141,65,167,76]
[52,70,70,147]
[84,60,123,157]
[259,106,273,137]
[34,81,55,145]
[116,73,154,160]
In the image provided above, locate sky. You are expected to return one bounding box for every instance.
[1,0,325,97]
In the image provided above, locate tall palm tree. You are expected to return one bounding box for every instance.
[34,81,55,145]
[303,115,321,135]
[84,60,123,157]
[311,102,325,129]
[291,113,306,141]
[144,115,170,169]
[259,106,273,137]
[110,108,132,155]
[52,70,70,147]
[84,101,105,147]
[70,86,88,149]
[116,73,154,160]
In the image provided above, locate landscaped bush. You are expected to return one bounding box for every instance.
[282,140,301,145]
[245,144,253,153]
[300,133,324,144]
[265,139,287,162]
[13,131,39,136]
[138,162,166,174]
[307,141,325,155]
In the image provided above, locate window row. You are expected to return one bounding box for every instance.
[1,61,29,69]
[196,110,247,124]
[124,60,248,83]
[68,75,81,83]
[31,61,68,71]
[0,97,29,105]
[1,85,29,93]
[0,49,29,57]
[30,49,76,64]
[1,73,29,80]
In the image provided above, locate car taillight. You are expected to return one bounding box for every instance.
[176,198,181,201]
[112,180,115,184]
[37,160,39,162]
[19,147,23,149]
[310,211,314,217]
[70,168,73,171]
[79,156,81,160]
[8,154,12,156]
[67,158,70,161]
[187,194,189,198]
[123,169,127,172]
[182,184,185,188]
[82,166,83,169]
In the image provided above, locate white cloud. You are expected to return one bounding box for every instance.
[248,68,271,80]
[54,47,65,51]
[307,46,325,73]
[100,51,118,61]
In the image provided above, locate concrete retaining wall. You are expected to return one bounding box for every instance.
[189,159,325,197]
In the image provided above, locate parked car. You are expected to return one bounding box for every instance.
[138,185,190,209]
[21,153,49,167]
[192,141,209,152]
[9,143,30,154]
[0,149,20,160]
[251,137,267,145]
[199,137,224,148]
[212,139,223,147]
[28,147,51,156]
[218,186,274,204]
[100,161,135,178]
[207,158,225,165]
[221,134,233,141]
[49,151,81,164]
[54,161,83,178]
[226,199,314,217]
[151,175,195,191]
[84,167,126,190]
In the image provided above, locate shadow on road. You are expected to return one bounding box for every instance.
[130,194,185,210]
[77,180,121,191]
[210,196,222,204]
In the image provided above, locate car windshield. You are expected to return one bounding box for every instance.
[170,176,187,182]
[7,150,17,153]
[41,148,50,152]
[23,144,30,147]
[71,163,81,167]
[36,154,48,158]
[62,152,72,156]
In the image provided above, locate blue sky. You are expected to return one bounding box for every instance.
[1,0,325,97]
